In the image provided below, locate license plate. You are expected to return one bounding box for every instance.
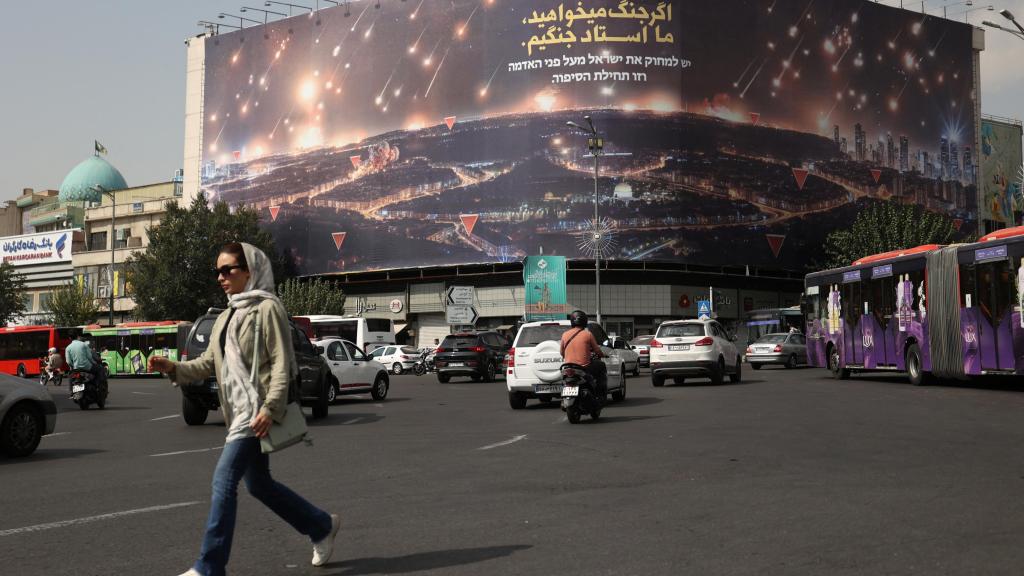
[534,384,562,394]
[449,362,464,367]
[756,347,771,353]
[72,384,85,393]
[668,345,690,351]
[562,386,579,397]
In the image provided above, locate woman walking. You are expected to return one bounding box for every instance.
[149,242,339,576]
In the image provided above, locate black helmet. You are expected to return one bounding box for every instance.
[569,310,588,328]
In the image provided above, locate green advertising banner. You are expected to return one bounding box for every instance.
[980,118,1024,226]
[523,256,567,321]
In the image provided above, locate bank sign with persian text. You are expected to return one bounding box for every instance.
[0,231,72,267]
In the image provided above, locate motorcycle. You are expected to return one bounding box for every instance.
[412,350,436,376]
[69,369,108,410]
[559,362,604,424]
[38,362,63,387]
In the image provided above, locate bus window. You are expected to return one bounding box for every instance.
[993,261,1013,323]
[960,263,975,308]
[842,281,862,322]
[870,276,894,328]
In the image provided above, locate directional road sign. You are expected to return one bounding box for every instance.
[446,305,479,325]
[447,285,475,306]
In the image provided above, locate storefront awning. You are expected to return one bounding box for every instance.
[394,322,409,334]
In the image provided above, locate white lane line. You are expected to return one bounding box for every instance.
[149,414,180,421]
[553,416,567,424]
[0,501,202,537]
[477,435,527,451]
[132,391,156,396]
[150,446,223,457]
[345,417,364,425]
[374,404,384,408]
[44,432,70,437]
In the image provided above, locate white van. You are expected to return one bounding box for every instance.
[505,320,627,410]
[299,315,395,353]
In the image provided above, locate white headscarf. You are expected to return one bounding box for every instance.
[228,242,284,311]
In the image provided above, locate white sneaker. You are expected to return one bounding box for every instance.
[178,569,202,576]
[311,514,341,567]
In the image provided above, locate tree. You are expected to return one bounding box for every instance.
[0,262,27,325]
[125,192,291,321]
[278,277,346,316]
[47,282,101,326]
[823,199,962,269]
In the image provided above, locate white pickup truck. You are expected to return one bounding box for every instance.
[505,320,628,409]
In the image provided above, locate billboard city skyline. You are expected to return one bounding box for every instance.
[195,0,979,275]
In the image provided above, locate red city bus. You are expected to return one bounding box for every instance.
[0,325,76,378]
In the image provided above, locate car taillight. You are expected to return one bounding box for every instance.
[694,337,714,346]
[650,339,663,348]
[435,347,446,353]
[470,346,486,353]
[773,344,783,353]
[506,347,515,368]
[639,349,649,354]
[746,347,753,354]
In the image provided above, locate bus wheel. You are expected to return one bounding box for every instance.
[906,344,929,386]
[828,346,849,380]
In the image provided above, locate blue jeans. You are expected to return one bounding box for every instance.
[194,437,332,576]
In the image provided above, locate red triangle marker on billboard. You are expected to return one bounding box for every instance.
[792,168,809,190]
[332,232,347,251]
[766,234,786,258]
[269,206,281,222]
[870,169,882,184]
[444,116,457,130]
[232,150,241,161]
[460,214,479,235]
[750,112,761,126]
[349,155,362,169]
[953,218,963,231]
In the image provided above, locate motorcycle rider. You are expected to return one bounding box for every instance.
[44,347,63,385]
[559,310,607,397]
[65,330,95,373]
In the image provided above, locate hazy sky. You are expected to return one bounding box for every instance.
[0,0,1021,198]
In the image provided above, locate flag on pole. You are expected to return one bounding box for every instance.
[95,140,108,155]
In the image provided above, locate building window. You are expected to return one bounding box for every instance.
[90,231,108,251]
[114,228,131,249]
[38,292,53,312]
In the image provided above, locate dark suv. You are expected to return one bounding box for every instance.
[180,308,334,425]
[433,331,510,383]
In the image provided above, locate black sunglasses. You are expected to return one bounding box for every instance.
[213,265,244,276]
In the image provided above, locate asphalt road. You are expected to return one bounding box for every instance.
[5,366,1024,575]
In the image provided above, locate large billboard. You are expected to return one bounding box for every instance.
[196,0,977,274]
[979,117,1023,227]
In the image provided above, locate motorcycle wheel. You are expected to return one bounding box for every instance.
[566,404,582,424]
[591,405,602,420]
[413,364,426,376]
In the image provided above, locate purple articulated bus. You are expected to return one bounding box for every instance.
[803,227,1024,385]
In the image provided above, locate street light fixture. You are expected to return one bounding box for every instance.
[1000,8,1024,34]
[567,116,605,326]
[983,20,1024,39]
[240,6,287,24]
[91,185,117,327]
[218,12,262,29]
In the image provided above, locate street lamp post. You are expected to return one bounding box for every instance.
[567,117,604,325]
[91,185,116,326]
[983,9,1024,39]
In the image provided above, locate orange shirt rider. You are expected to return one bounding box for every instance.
[560,327,605,366]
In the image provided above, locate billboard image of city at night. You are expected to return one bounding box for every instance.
[197,0,977,274]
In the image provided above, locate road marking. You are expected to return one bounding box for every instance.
[345,417,364,425]
[553,416,567,424]
[374,404,384,408]
[0,501,202,537]
[149,414,180,421]
[477,434,527,451]
[132,391,156,396]
[44,432,70,437]
[150,446,223,457]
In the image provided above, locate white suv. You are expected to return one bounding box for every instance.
[505,320,628,409]
[649,319,741,386]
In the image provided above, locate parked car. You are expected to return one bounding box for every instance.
[368,345,421,375]
[0,372,57,457]
[434,331,510,383]
[649,319,741,386]
[745,333,807,369]
[313,337,390,401]
[629,335,654,368]
[505,320,627,409]
[180,308,335,425]
[605,336,641,376]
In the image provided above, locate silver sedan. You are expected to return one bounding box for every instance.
[745,333,807,369]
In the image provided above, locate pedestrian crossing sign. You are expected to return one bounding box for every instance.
[697,300,712,320]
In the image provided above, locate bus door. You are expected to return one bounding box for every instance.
[964,251,1015,371]
[841,279,864,365]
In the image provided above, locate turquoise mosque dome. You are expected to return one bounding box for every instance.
[58,155,128,203]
